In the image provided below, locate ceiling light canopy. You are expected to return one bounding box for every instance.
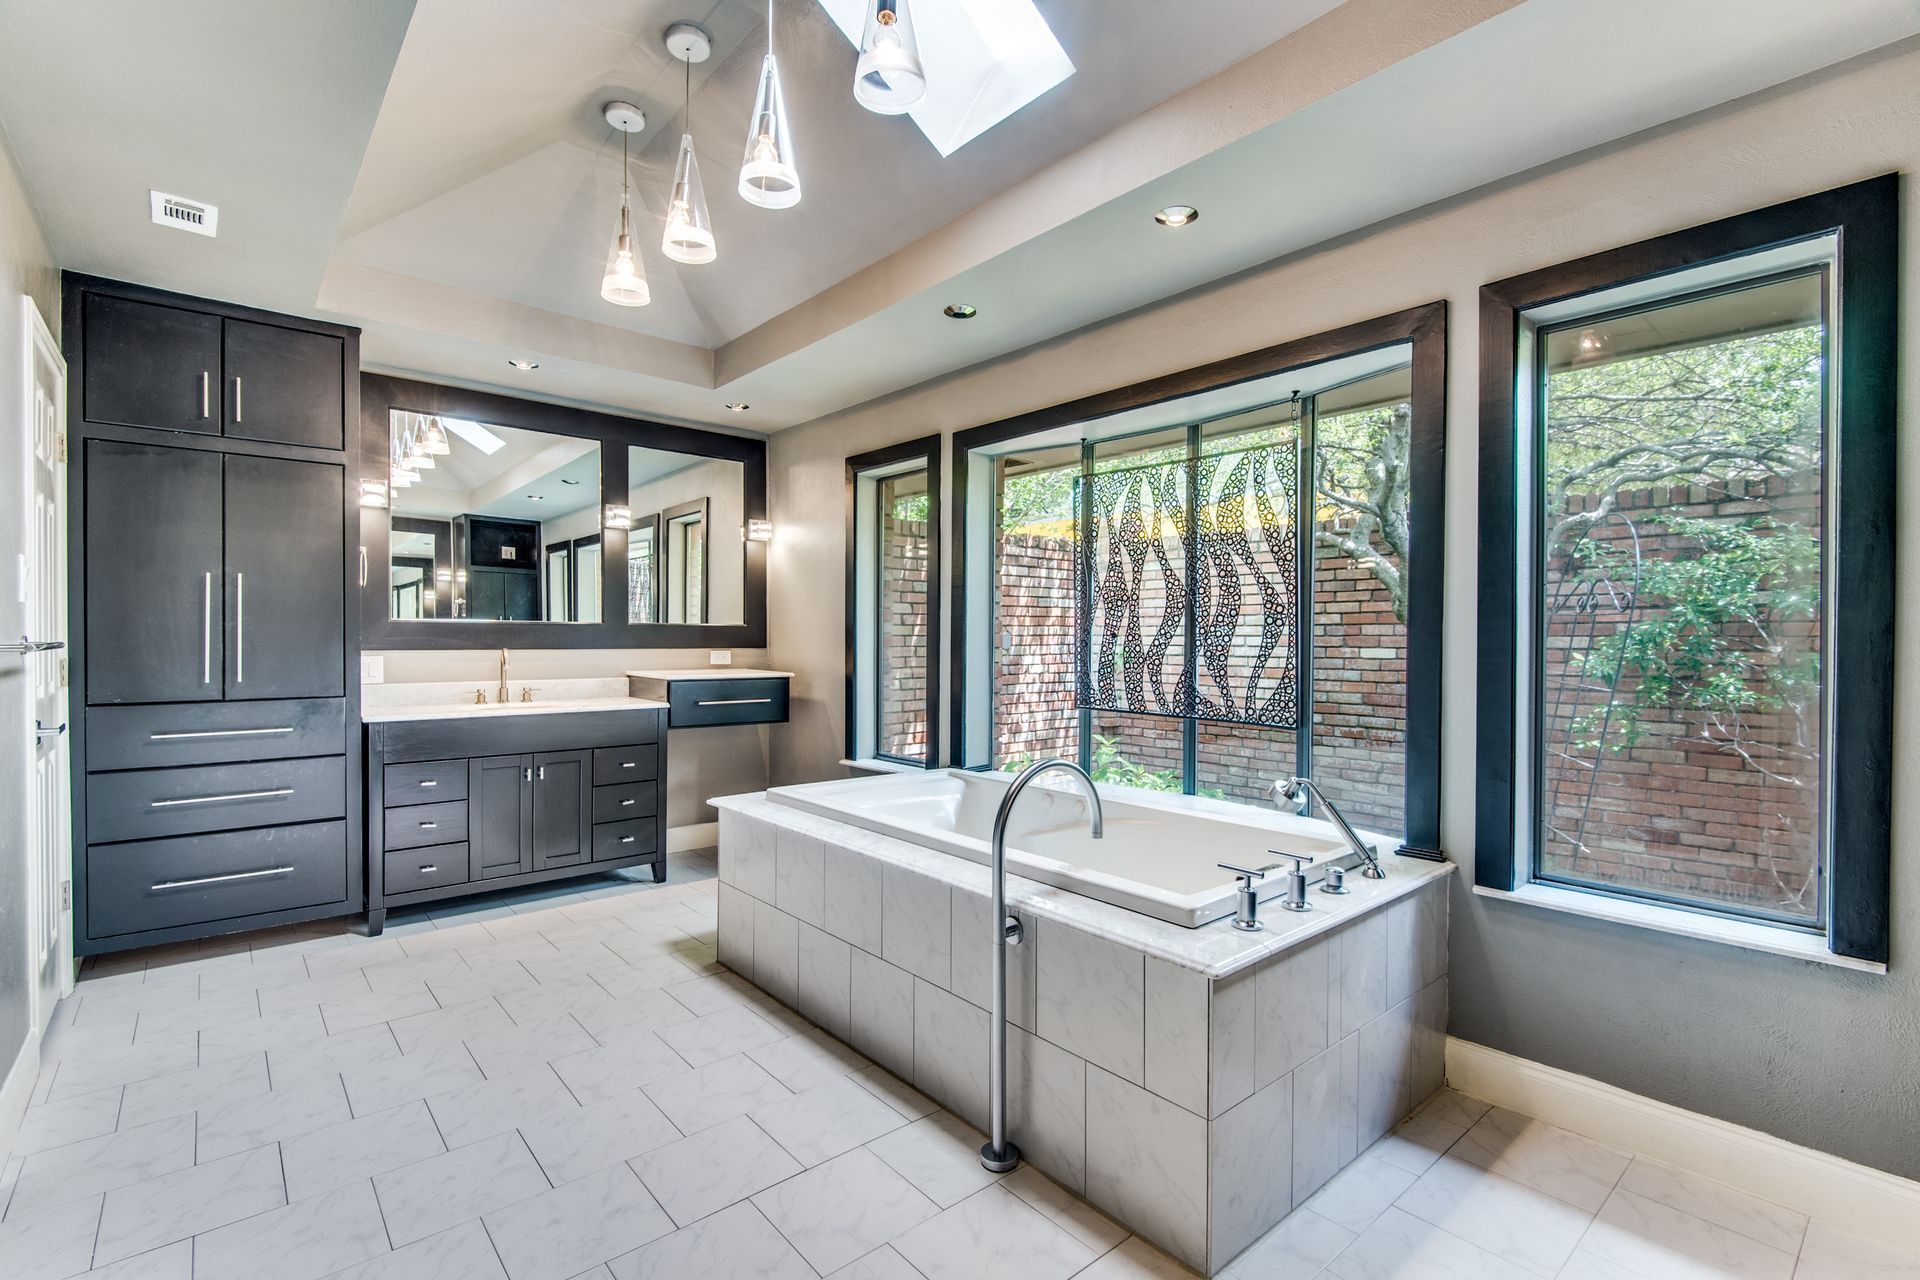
[600,101,651,307]
[662,23,718,266]
[739,0,801,209]
[943,303,977,319]
[854,0,926,115]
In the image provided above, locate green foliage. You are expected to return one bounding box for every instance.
[889,492,930,523]
[1002,734,1226,799]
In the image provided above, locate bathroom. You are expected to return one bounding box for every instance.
[0,1,1917,1277]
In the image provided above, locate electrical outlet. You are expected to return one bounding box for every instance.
[360,655,385,684]
[709,650,733,667]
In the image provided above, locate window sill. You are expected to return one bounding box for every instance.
[839,757,930,776]
[1472,882,1886,975]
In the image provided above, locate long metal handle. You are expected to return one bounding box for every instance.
[620,798,636,807]
[202,572,212,684]
[0,636,63,654]
[233,375,243,422]
[417,779,438,788]
[415,864,438,874]
[619,835,635,844]
[35,721,66,739]
[358,546,368,589]
[235,572,245,683]
[199,371,210,419]
[153,865,291,891]
[419,821,438,829]
[150,727,294,741]
[695,697,772,706]
[151,788,294,809]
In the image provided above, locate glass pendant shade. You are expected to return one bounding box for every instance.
[855,0,925,115]
[739,53,801,209]
[662,133,717,264]
[421,417,451,455]
[600,197,652,307]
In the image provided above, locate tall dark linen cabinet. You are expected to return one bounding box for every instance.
[65,275,362,954]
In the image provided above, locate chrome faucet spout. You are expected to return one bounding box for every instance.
[983,759,1102,1174]
[1277,776,1386,880]
[498,648,511,706]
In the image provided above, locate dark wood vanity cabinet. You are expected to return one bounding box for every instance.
[66,275,360,955]
[366,709,667,933]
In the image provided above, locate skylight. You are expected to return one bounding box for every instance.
[817,0,1074,156]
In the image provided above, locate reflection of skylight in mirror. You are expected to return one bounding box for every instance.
[817,0,1074,156]
[440,416,505,455]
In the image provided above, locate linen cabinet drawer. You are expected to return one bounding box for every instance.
[592,744,659,785]
[384,760,468,805]
[665,678,789,728]
[384,801,468,851]
[85,699,345,771]
[591,783,658,823]
[382,843,469,893]
[592,819,659,862]
[87,821,348,937]
[87,757,346,844]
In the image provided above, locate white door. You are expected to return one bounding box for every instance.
[20,296,70,1025]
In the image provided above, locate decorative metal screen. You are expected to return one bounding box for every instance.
[1075,439,1302,726]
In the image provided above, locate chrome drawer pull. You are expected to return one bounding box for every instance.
[233,375,243,422]
[620,761,637,769]
[621,798,635,807]
[695,697,773,706]
[235,572,245,683]
[419,821,438,829]
[619,836,636,844]
[151,787,294,808]
[202,572,212,685]
[153,865,292,891]
[417,864,438,874]
[149,726,295,741]
[199,371,210,419]
[418,779,438,788]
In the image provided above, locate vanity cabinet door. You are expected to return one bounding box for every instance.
[223,454,345,700]
[81,294,222,435]
[85,440,225,705]
[222,318,345,450]
[531,750,591,869]
[469,754,533,880]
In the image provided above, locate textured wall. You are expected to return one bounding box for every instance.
[767,43,1920,1176]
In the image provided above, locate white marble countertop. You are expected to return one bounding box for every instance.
[364,695,667,724]
[713,790,1453,978]
[625,668,794,681]
[362,676,666,724]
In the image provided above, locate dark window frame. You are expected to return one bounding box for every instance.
[846,435,944,768]
[951,303,1449,858]
[1475,174,1897,962]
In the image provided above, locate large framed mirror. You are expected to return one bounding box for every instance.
[360,375,767,648]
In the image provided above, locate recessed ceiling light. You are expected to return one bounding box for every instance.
[944,304,978,319]
[1154,205,1199,228]
[725,402,750,412]
[560,478,581,485]
[508,358,540,370]
[526,494,545,501]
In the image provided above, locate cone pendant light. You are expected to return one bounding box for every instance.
[662,24,717,265]
[599,102,651,306]
[738,0,800,209]
[854,0,925,115]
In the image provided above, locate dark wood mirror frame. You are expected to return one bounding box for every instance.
[360,374,768,649]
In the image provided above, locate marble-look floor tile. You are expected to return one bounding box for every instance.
[1582,1187,1796,1280]
[196,1073,351,1161]
[254,970,376,1017]
[84,1238,193,1279]
[483,1163,674,1280]
[1035,922,1145,1084]
[664,972,762,1016]
[191,1179,388,1280]
[0,1193,101,1279]
[1367,1100,1470,1176]
[280,1097,447,1202]
[118,1051,268,1128]
[569,987,694,1042]
[1302,1153,1418,1234]
[373,1132,550,1247]
[644,1053,793,1134]
[9,1114,195,1216]
[267,1023,400,1091]
[1004,1166,1129,1256]
[1223,1207,1354,1280]
[1616,1157,1808,1255]
[848,1066,938,1121]
[388,997,514,1055]
[550,1026,691,1105]
[1794,1221,1920,1280]
[1073,1235,1205,1279]
[95,1144,285,1266]
[521,1087,681,1185]
[47,1031,198,1098]
[748,1025,866,1093]
[753,1146,939,1275]
[197,1005,329,1063]
[320,982,439,1035]
[607,1199,814,1280]
[425,1062,579,1148]
[629,1114,801,1226]
[1323,1205,1538,1280]
[1395,1153,1593,1276]
[1451,1107,1631,1213]
[342,1039,483,1116]
[323,1219,509,1280]
[824,1244,923,1280]
[752,1074,908,1167]
[10,1085,122,1158]
[656,1005,786,1069]
[867,1112,1002,1209]
[895,1183,1097,1280]
[126,987,262,1037]
[465,1014,598,1079]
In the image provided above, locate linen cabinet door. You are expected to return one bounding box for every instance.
[223,454,344,699]
[222,318,345,449]
[531,750,590,869]
[85,440,224,704]
[469,755,533,880]
[80,294,222,435]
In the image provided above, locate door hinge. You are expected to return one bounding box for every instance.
[60,881,71,910]
[56,432,67,464]
[58,656,68,688]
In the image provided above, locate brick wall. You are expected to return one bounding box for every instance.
[877,512,931,760]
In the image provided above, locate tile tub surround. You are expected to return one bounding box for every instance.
[713,793,1453,1274]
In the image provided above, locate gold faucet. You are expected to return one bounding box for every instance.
[498,647,510,705]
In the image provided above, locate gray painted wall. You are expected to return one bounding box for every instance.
[0,125,59,1083]
[763,44,1920,1177]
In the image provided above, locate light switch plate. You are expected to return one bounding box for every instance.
[361,655,385,684]
[709,650,733,666]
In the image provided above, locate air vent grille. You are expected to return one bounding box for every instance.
[149,191,218,237]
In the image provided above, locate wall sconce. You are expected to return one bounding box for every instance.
[604,504,633,531]
[747,519,774,543]
[359,478,389,508]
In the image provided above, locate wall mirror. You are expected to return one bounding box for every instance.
[362,375,767,649]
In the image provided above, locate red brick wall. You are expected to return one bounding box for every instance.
[877,512,931,760]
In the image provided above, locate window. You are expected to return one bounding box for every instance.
[952,304,1447,858]
[1478,177,1897,962]
[848,437,943,766]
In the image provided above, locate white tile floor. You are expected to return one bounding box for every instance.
[3,852,1916,1280]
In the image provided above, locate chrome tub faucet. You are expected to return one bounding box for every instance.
[1275,776,1386,880]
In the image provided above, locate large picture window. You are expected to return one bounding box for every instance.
[1478,177,1897,963]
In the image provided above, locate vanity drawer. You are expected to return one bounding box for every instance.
[665,678,789,728]
[592,818,659,862]
[592,744,660,785]
[87,757,346,844]
[85,699,345,771]
[591,783,658,823]
[87,820,348,938]
[384,761,468,806]
[382,843,469,894]
[384,800,468,851]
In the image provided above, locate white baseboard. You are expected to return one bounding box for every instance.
[0,1027,42,1167]
[1446,1037,1920,1257]
[668,822,718,854]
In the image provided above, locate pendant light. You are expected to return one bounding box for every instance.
[738,0,800,208]
[600,101,652,307]
[662,23,717,265]
[854,0,925,115]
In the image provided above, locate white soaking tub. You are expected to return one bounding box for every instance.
[766,768,1392,927]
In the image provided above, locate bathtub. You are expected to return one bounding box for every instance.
[765,768,1393,927]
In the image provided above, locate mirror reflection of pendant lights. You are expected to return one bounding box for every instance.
[662,23,717,265]
[600,102,652,307]
[854,0,926,115]
[738,0,800,209]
